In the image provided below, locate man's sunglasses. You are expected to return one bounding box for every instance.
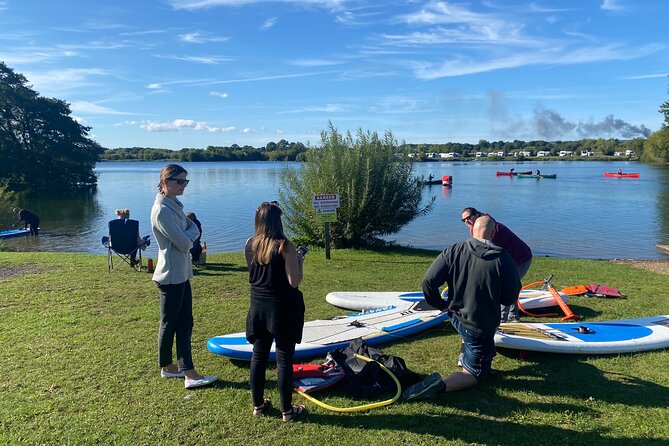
[167,178,190,186]
[461,214,478,224]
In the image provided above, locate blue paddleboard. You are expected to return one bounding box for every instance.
[495,315,669,354]
[207,300,449,361]
[0,229,31,239]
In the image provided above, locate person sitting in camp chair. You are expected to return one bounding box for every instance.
[103,209,149,272]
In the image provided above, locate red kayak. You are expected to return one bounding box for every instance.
[604,172,640,178]
[496,170,532,176]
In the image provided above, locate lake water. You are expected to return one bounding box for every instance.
[3,160,669,260]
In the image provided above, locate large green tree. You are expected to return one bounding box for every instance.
[643,77,669,162]
[279,123,433,247]
[0,62,103,193]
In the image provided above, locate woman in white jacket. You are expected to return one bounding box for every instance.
[151,164,217,389]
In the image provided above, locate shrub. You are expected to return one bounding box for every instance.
[279,123,433,247]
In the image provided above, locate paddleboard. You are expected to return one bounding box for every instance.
[494,315,669,354]
[207,300,449,361]
[0,228,31,239]
[326,289,568,312]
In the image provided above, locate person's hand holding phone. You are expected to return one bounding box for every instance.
[297,246,308,262]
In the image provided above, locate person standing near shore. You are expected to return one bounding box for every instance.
[461,207,532,322]
[245,201,306,422]
[151,164,217,389]
[13,207,39,236]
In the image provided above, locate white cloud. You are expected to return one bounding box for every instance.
[261,17,277,30]
[389,2,542,47]
[70,101,137,115]
[279,103,346,114]
[23,68,109,95]
[196,70,338,86]
[159,54,234,64]
[113,120,138,127]
[289,58,346,67]
[619,73,669,80]
[178,32,230,43]
[413,43,664,79]
[601,0,626,12]
[141,119,234,132]
[242,128,253,133]
[169,0,346,10]
[210,91,229,98]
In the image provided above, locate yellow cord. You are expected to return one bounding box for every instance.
[296,353,402,413]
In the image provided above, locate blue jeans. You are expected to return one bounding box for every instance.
[451,316,496,381]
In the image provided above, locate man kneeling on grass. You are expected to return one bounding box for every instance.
[403,215,521,400]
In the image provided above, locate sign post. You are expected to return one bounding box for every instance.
[312,194,339,260]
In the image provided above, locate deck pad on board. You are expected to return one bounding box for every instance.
[494,315,669,354]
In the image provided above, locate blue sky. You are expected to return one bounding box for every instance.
[1,0,668,150]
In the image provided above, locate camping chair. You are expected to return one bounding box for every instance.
[103,219,146,273]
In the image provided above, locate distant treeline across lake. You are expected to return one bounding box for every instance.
[101,137,645,163]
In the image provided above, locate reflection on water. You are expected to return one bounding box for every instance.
[2,160,668,260]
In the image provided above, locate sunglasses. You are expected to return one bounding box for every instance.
[167,178,190,186]
[461,214,478,224]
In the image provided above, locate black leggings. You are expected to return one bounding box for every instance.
[250,335,296,413]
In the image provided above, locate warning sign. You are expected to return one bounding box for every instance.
[312,194,340,211]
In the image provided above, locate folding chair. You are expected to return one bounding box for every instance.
[104,219,144,272]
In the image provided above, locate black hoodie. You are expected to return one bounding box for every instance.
[422,238,520,334]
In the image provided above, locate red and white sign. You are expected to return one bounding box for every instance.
[312,194,340,211]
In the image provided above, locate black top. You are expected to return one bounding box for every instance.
[245,241,294,299]
[244,239,304,343]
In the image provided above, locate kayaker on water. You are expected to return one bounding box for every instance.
[535,169,541,176]
[617,168,623,175]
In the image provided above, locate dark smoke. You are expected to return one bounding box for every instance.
[577,115,651,138]
[534,106,576,140]
[488,91,651,140]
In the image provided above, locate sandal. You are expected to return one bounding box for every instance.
[253,399,271,417]
[281,404,306,422]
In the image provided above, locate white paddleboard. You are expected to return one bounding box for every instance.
[494,315,669,354]
[207,300,449,361]
[326,289,568,311]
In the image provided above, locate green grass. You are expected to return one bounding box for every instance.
[1,249,668,445]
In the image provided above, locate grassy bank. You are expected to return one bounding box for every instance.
[1,249,668,445]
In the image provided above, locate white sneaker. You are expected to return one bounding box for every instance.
[184,375,218,389]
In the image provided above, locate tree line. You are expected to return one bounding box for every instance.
[100,141,308,162]
[103,136,645,163]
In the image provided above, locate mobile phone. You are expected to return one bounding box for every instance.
[297,246,309,256]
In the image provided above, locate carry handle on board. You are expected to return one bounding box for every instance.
[544,274,581,322]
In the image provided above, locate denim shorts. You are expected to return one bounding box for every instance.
[450,316,496,381]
